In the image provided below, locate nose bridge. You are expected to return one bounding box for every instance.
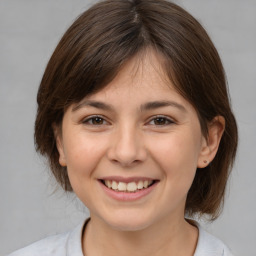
[108,121,146,166]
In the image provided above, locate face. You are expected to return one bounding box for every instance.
[56,50,209,231]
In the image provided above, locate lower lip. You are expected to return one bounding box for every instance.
[98,181,158,201]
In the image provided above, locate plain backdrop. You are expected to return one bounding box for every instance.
[0,0,255,255]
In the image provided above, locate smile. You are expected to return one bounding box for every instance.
[98,177,159,201]
[102,180,154,193]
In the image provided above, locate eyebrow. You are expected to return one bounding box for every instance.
[72,100,114,112]
[140,100,187,112]
[72,100,187,112]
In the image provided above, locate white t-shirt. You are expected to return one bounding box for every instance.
[7,220,234,256]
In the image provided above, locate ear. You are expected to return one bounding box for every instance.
[52,124,67,167]
[197,116,225,168]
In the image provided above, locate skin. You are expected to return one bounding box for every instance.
[55,49,224,256]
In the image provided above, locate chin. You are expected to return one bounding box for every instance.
[101,211,155,232]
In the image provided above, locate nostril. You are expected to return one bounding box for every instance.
[110,158,141,168]
[106,135,147,166]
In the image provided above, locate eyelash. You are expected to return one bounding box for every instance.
[82,115,109,125]
[82,115,175,127]
[147,115,175,126]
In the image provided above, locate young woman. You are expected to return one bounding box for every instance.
[9,0,238,255]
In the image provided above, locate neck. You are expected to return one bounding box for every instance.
[82,214,198,256]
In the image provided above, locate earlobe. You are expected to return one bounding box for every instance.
[197,116,225,168]
[52,124,67,167]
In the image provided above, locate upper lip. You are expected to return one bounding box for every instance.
[98,176,157,183]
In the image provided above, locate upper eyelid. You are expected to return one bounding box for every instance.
[80,114,176,124]
[147,115,176,123]
[82,115,109,124]
[83,114,105,119]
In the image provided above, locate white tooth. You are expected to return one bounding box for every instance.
[112,181,118,190]
[127,182,137,192]
[143,180,149,188]
[117,182,127,191]
[137,181,144,189]
[106,180,112,188]
[148,180,153,186]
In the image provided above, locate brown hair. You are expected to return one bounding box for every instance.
[35,0,238,220]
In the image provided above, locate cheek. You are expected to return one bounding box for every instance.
[63,133,110,206]
[63,132,108,180]
[148,132,201,183]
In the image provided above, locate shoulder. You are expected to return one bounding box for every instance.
[194,223,234,256]
[7,232,69,256]
[7,221,85,256]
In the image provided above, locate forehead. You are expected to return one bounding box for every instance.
[95,49,175,97]
[72,49,195,114]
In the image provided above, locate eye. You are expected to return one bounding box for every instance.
[82,115,108,125]
[148,116,174,126]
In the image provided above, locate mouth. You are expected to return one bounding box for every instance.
[99,179,157,193]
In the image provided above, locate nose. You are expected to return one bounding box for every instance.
[107,124,147,167]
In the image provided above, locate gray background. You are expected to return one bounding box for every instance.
[0,0,255,255]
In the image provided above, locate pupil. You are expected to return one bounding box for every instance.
[93,117,103,124]
[155,118,165,125]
